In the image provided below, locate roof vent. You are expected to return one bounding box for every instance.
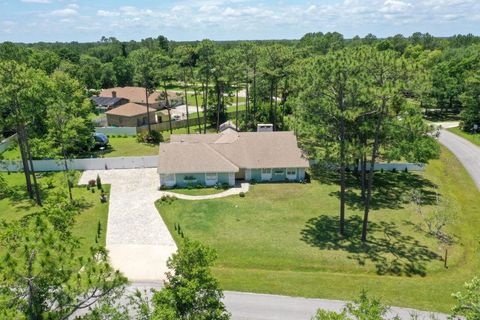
[112,90,117,98]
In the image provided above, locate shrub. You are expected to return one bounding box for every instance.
[392,168,397,173]
[404,167,408,173]
[88,179,96,188]
[96,174,102,190]
[239,192,245,198]
[45,178,55,189]
[221,183,229,190]
[137,130,163,144]
[0,174,10,199]
[250,179,257,185]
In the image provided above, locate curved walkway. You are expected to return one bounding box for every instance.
[163,183,249,200]
[78,169,248,282]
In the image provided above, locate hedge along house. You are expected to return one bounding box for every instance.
[157,130,309,188]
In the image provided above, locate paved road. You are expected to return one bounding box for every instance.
[438,129,480,190]
[101,283,448,320]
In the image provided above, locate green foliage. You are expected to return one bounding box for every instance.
[312,291,391,320]
[451,277,480,319]
[0,194,127,318]
[0,174,9,199]
[96,174,102,190]
[136,130,163,144]
[151,238,230,320]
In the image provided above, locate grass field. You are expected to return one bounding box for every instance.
[156,146,480,312]
[0,172,109,257]
[448,127,480,147]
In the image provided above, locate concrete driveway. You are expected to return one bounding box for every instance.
[80,168,177,282]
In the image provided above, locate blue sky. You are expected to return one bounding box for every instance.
[1,0,479,43]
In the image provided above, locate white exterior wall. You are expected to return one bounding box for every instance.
[245,169,251,180]
[298,168,306,180]
[229,173,235,186]
[286,168,298,181]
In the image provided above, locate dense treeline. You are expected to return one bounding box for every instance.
[1,32,479,137]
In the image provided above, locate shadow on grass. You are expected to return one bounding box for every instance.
[312,166,439,211]
[301,215,442,276]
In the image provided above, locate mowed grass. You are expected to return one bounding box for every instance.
[156,146,480,312]
[0,172,109,257]
[448,127,480,147]
[0,137,159,159]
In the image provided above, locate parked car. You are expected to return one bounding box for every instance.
[93,133,109,149]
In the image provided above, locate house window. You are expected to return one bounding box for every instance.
[261,168,272,174]
[274,169,284,175]
[287,169,296,176]
[205,173,218,180]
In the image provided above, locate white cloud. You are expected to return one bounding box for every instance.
[97,10,120,17]
[50,4,79,17]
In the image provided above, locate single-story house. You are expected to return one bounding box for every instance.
[98,87,184,110]
[105,103,157,127]
[158,130,309,188]
[90,95,128,111]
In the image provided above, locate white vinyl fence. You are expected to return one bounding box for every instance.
[0,134,17,153]
[309,160,425,172]
[95,127,137,136]
[0,156,159,172]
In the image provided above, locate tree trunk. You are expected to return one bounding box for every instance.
[338,90,346,238]
[245,64,250,130]
[204,73,209,134]
[163,85,172,134]
[145,87,152,135]
[274,81,278,131]
[17,124,33,199]
[361,103,385,242]
[361,151,367,203]
[269,80,274,126]
[193,86,201,133]
[253,64,257,129]
[235,86,239,130]
[62,145,73,202]
[216,81,221,133]
[24,130,41,206]
[183,70,190,134]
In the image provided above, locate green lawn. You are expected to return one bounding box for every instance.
[0,137,159,160]
[448,127,480,147]
[91,137,158,158]
[156,146,480,313]
[0,171,109,257]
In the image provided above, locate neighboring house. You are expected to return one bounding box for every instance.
[158,130,309,188]
[98,87,184,110]
[105,103,157,127]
